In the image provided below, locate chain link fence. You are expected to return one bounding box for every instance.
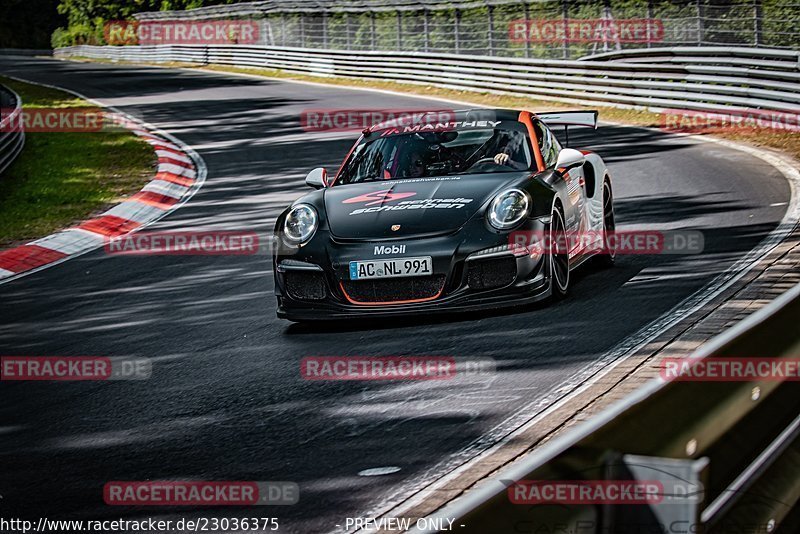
[131,0,800,59]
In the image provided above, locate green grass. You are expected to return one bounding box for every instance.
[0,76,155,247]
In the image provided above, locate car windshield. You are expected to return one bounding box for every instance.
[335,126,532,185]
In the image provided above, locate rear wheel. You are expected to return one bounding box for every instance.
[550,206,570,300]
[595,180,616,268]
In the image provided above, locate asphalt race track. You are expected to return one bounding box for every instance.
[0,56,792,533]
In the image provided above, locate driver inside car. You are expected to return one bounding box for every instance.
[386,129,529,178]
[406,150,426,177]
[489,131,528,170]
[399,135,442,178]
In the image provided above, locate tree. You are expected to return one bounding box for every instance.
[0,0,65,49]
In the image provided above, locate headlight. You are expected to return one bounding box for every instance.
[283,204,318,244]
[487,188,530,230]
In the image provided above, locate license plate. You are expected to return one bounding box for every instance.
[349,256,433,280]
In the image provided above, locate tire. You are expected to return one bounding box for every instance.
[550,206,570,300]
[595,180,616,268]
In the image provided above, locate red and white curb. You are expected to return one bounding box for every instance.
[0,78,207,283]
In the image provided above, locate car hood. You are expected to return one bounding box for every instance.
[324,173,531,240]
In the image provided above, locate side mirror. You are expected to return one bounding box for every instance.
[305,167,328,189]
[555,148,585,171]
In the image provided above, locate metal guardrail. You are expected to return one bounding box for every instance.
[0,84,25,175]
[0,49,53,56]
[55,45,800,114]
[413,280,800,533]
[581,45,800,63]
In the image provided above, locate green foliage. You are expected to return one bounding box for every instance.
[52,0,241,46]
[0,0,65,49]
[51,22,103,47]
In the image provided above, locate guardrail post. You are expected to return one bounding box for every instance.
[696,0,705,45]
[609,455,708,533]
[397,10,403,51]
[454,9,461,54]
[300,14,306,48]
[562,0,569,59]
[646,0,654,48]
[487,5,495,56]
[523,2,531,58]
[424,10,430,52]
[262,19,271,46]
[754,0,763,46]
[370,13,376,50]
[345,13,351,50]
[322,13,328,49]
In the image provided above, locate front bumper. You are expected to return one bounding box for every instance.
[273,220,551,321]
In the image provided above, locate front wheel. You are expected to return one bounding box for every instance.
[550,206,570,300]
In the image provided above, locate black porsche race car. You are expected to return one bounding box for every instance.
[272,109,615,321]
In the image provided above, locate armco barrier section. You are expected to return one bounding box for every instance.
[582,44,800,64]
[414,281,800,533]
[55,45,800,114]
[0,84,24,175]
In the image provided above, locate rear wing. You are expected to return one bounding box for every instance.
[536,110,598,146]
